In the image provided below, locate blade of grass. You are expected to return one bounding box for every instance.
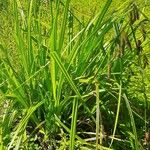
[109,81,122,147]
[51,51,81,98]
[8,101,43,150]
[49,0,60,107]
[95,77,100,150]
[70,98,78,150]
[58,0,71,52]
[27,0,34,75]
[123,93,139,150]
[94,0,112,30]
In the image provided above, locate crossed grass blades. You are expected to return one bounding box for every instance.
[0,0,150,149]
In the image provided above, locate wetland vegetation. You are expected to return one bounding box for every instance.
[0,0,150,149]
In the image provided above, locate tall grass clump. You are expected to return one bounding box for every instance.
[0,0,150,149]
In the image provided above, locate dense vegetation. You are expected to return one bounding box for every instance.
[0,0,150,149]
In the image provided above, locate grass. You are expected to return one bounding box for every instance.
[0,0,150,149]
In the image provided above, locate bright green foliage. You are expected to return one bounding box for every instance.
[0,0,150,149]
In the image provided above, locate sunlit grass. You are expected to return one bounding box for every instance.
[0,0,150,149]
